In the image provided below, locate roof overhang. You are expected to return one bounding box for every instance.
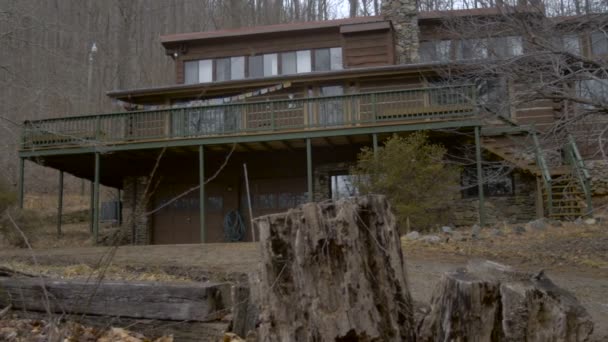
[160,16,386,48]
[106,62,468,104]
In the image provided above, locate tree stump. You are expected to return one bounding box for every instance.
[417,260,594,341]
[253,195,415,341]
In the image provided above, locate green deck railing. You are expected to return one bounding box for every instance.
[564,134,593,216]
[533,133,553,215]
[21,85,475,149]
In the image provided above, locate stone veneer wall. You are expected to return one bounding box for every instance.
[586,160,608,196]
[122,176,151,245]
[382,0,419,63]
[449,171,538,226]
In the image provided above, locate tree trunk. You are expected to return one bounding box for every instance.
[254,195,415,341]
[417,260,594,341]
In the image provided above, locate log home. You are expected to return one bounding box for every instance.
[18,2,603,244]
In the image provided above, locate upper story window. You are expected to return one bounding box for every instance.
[591,31,608,55]
[488,36,523,58]
[420,40,452,63]
[419,36,523,63]
[456,39,488,60]
[184,47,342,84]
[576,78,608,108]
[561,34,581,55]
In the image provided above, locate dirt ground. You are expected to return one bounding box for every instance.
[0,220,607,340]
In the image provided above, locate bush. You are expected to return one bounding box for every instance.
[0,207,43,248]
[0,177,17,212]
[351,132,460,232]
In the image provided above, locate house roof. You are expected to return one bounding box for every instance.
[160,16,386,46]
[106,62,456,104]
[160,6,546,47]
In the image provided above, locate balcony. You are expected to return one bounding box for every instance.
[21,85,476,150]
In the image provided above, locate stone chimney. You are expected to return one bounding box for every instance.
[382,0,419,64]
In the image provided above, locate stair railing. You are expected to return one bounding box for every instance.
[533,133,553,216]
[564,135,593,216]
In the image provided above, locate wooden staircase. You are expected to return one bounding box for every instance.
[543,174,587,219]
[482,130,592,220]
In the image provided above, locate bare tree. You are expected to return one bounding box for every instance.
[423,3,608,160]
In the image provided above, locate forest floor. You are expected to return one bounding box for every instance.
[0,219,607,340]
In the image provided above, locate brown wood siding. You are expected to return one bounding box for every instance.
[343,30,394,68]
[175,30,343,84]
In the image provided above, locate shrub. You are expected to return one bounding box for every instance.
[0,177,17,212]
[351,132,460,232]
[0,207,43,248]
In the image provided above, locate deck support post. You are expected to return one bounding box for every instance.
[474,126,486,227]
[93,152,100,244]
[89,182,94,233]
[18,157,25,209]
[199,145,206,243]
[57,171,64,237]
[372,133,378,157]
[117,188,122,225]
[307,138,313,202]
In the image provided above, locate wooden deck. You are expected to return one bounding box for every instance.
[22,85,476,151]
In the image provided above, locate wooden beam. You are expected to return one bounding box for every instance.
[199,145,206,243]
[372,134,378,157]
[475,126,486,227]
[18,158,24,209]
[57,171,63,237]
[307,139,313,202]
[89,181,94,234]
[20,120,482,158]
[323,137,335,147]
[261,141,275,151]
[239,143,253,152]
[345,135,354,145]
[93,152,100,244]
[0,276,229,322]
[280,140,294,151]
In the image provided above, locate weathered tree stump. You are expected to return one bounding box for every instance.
[253,195,415,341]
[417,260,594,341]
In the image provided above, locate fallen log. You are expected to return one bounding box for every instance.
[417,260,594,341]
[253,195,415,341]
[0,277,230,322]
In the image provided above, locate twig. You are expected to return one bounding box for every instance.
[145,143,237,216]
[0,304,11,318]
[5,209,53,318]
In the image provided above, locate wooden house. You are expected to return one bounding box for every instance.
[18,3,602,244]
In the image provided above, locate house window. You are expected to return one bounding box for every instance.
[281,52,297,75]
[248,55,264,78]
[576,78,608,108]
[215,58,230,82]
[562,34,581,55]
[263,53,278,76]
[330,47,343,70]
[488,36,523,58]
[184,60,199,84]
[330,174,360,200]
[419,40,452,62]
[591,30,608,55]
[456,39,488,60]
[296,50,312,73]
[314,49,331,71]
[231,56,245,80]
[184,59,212,84]
[199,60,213,83]
[461,166,514,198]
